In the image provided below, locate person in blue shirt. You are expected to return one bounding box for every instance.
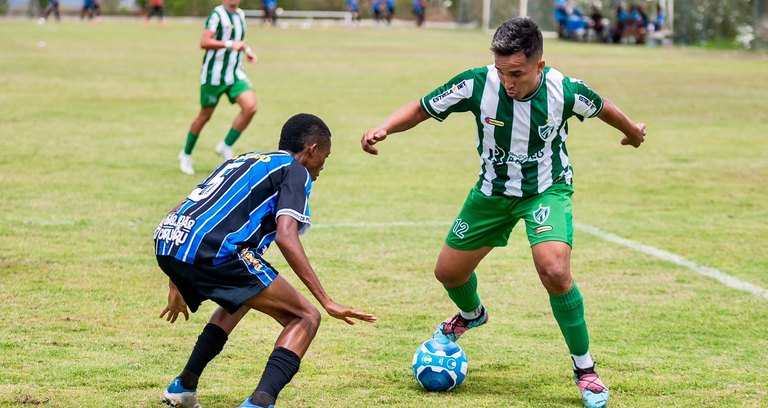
[262,0,277,24]
[412,0,426,27]
[385,0,395,25]
[156,113,377,408]
[347,0,360,25]
[371,0,384,23]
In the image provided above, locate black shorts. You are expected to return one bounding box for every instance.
[156,249,278,314]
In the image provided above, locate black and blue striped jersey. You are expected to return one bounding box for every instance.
[154,151,312,265]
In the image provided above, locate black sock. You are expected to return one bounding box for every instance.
[252,347,301,402]
[179,323,228,389]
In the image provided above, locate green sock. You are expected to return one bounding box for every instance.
[183,131,198,155]
[549,283,590,356]
[444,271,481,313]
[223,128,242,147]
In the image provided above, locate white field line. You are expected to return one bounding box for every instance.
[314,220,768,300]
[573,223,768,300]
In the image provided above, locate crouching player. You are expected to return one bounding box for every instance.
[155,113,377,408]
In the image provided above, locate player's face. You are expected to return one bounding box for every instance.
[224,0,240,9]
[494,52,545,100]
[300,140,331,181]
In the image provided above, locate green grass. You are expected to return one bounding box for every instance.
[1,19,767,407]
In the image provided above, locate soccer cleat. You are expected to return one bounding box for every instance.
[178,151,195,175]
[432,306,488,342]
[238,398,274,408]
[162,377,202,408]
[215,141,234,160]
[574,365,609,408]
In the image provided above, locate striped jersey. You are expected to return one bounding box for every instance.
[154,151,312,265]
[420,66,603,198]
[200,5,248,86]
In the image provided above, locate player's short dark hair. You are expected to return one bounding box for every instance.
[278,113,332,153]
[490,17,543,60]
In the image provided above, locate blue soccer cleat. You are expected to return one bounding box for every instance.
[162,377,202,408]
[432,306,489,342]
[238,397,274,408]
[574,365,609,408]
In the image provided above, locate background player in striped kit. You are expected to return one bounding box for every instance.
[361,17,645,408]
[158,114,376,408]
[179,0,259,176]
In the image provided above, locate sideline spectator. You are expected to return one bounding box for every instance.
[653,3,665,32]
[371,0,384,24]
[262,0,277,25]
[347,0,361,26]
[144,0,164,25]
[385,0,395,25]
[413,0,426,27]
[611,4,628,43]
[554,0,568,38]
[41,0,60,22]
[588,5,609,42]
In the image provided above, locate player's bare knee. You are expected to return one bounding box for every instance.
[300,304,321,330]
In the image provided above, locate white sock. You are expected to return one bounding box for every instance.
[459,304,483,320]
[572,352,595,370]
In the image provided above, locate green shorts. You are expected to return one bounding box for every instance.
[200,78,253,108]
[445,182,574,250]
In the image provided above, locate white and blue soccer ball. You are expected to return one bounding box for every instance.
[412,337,468,391]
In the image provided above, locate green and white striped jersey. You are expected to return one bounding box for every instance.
[420,66,603,198]
[200,5,248,86]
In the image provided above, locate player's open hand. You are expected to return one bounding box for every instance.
[324,300,377,325]
[621,122,646,148]
[361,128,388,155]
[160,287,189,323]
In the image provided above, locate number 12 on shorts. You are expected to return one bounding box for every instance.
[452,218,469,239]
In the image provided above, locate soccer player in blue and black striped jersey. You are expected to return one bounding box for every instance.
[156,113,377,408]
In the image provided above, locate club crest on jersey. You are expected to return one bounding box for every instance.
[484,117,505,127]
[538,120,557,141]
[532,204,550,224]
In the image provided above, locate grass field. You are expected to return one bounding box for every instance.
[1,18,767,408]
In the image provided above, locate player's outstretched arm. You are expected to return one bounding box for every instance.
[361,100,431,155]
[159,279,189,323]
[597,97,646,148]
[274,215,377,325]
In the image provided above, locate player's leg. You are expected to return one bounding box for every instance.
[238,275,321,408]
[179,84,220,174]
[433,187,514,341]
[217,84,257,160]
[164,306,249,408]
[523,182,607,408]
[432,244,493,341]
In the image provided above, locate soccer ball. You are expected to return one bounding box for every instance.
[412,337,468,391]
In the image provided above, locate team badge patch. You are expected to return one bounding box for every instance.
[532,204,550,225]
[538,120,557,141]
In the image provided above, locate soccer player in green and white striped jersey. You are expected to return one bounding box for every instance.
[178,0,259,175]
[362,17,646,408]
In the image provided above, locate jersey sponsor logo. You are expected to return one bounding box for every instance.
[154,213,196,246]
[452,217,469,239]
[240,248,266,271]
[484,117,505,127]
[491,146,545,165]
[534,225,553,234]
[532,204,551,224]
[538,119,557,141]
[431,81,467,104]
[577,94,596,111]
